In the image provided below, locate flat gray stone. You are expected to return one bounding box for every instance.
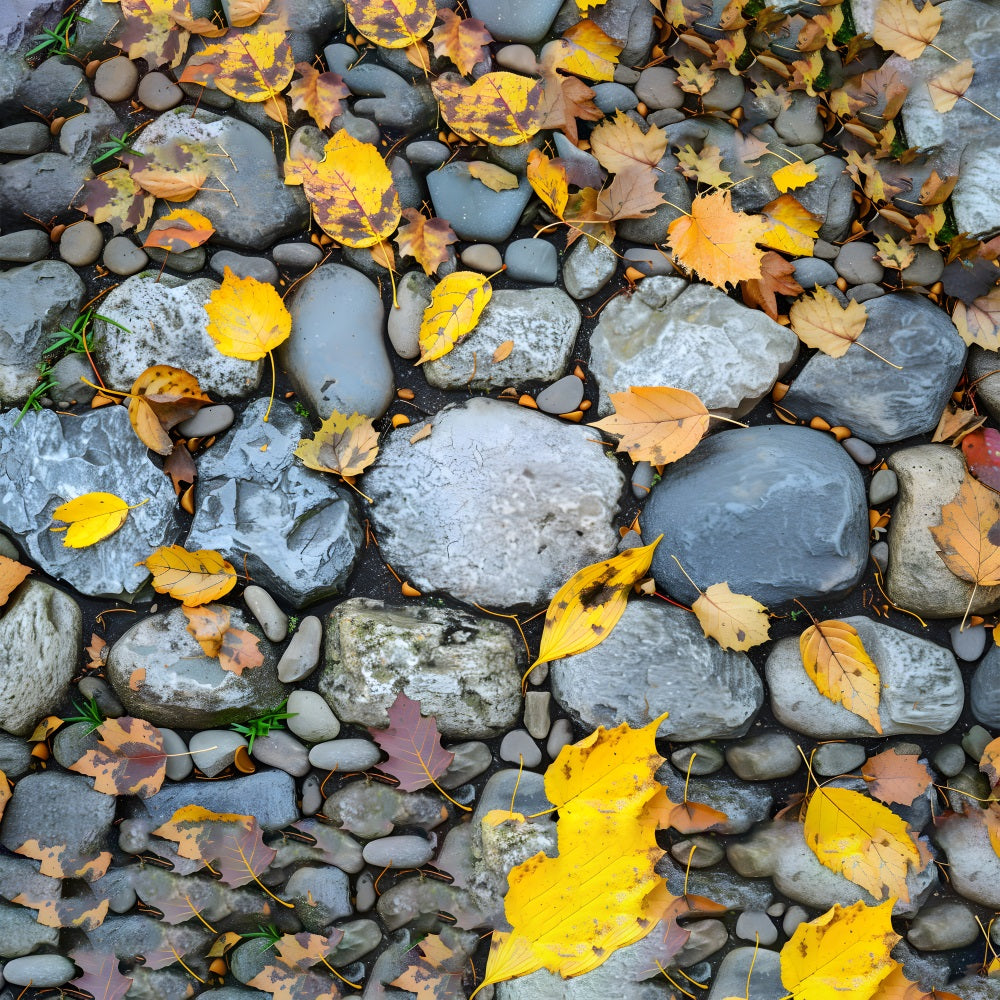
[589,276,799,418]
[468,0,562,42]
[935,809,1000,907]
[708,949,784,1000]
[428,162,532,242]
[645,425,868,606]
[0,406,181,600]
[970,645,1000,727]
[562,238,617,300]
[0,152,91,226]
[0,900,59,957]
[366,398,623,607]
[186,400,363,607]
[551,601,763,741]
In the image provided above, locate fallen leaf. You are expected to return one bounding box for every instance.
[741,251,804,319]
[932,406,986,446]
[799,618,882,732]
[468,161,520,192]
[67,717,167,799]
[142,208,215,253]
[288,62,350,130]
[953,285,1000,351]
[189,29,294,101]
[789,286,869,358]
[920,170,958,206]
[691,582,771,652]
[12,891,108,929]
[981,736,1000,786]
[0,770,9,825]
[217,627,264,676]
[410,423,432,444]
[70,950,132,1000]
[417,270,493,364]
[595,166,666,222]
[129,667,146,691]
[493,340,514,363]
[432,72,545,147]
[926,58,974,113]
[546,19,622,82]
[863,748,933,806]
[370,692,455,792]
[675,57,716,95]
[14,839,111,882]
[962,428,1000,492]
[872,0,942,59]
[0,555,31,608]
[870,965,963,1000]
[163,442,197,493]
[760,194,821,256]
[346,0,436,47]
[676,142,732,188]
[183,603,231,657]
[75,168,154,235]
[430,8,492,75]
[295,410,380,477]
[51,492,139,548]
[139,545,238,606]
[395,207,458,276]
[128,365,212,456]
[771,159,818,193]
[227,0,271,26]
[248,965,339,1000]
[874,234,916,271]
[588,110,666,174]
[390,934,466,999]
[205,267,291,360]
[538,66,603,146]
[526,148,570,219]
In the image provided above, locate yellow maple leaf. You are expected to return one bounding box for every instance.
[760,194,820,256]
[205,267,291,361]
[676,143,732,188]
[294,410,380,478]
[50,493,147,549]
[345,0,436,48]
[416,270,493,365]
[788,286,869,357]
[138,545,238,606]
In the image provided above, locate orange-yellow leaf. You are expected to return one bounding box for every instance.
[676,142,732,188]
[872,0,942,59]
[67,717,167,799]
[927,58,974,114]
[288,62,350,129]
[692,582,771,652]
[227,0,271,26]
[789,286,868,357]
[395,208,458,276]
[467,161,519,192]
[346,0,436,48]
[429,8,492,75]
[0,556,32,609]
[526,148,570,219]
[862,748,933,806]
[760,194,821,255]
[931,472,1000,588]
[432,72,544,147]
[193,30,294,101]
[138,545,238,606]
[771,159,818,193]
[205,267,291,360]
[183,603,231,657]
[588,110,667,174]
[142,208,215,253]
[545,19,622,82]
[127,364,212,456]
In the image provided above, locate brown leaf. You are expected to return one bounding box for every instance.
[67,717,167,799]
[218,627,264,675]
[16,893,109,930]
[492,340,514,363]
[370,692,454,792]
[862,748,932,806]
[129,667,146,691]
[183,603,231,657]
[538,68,603,146]
[676,142,732,188]
[430,8,492,75]
[927,58,974,114]
[0,555,31,608]
[981,736,1000,786]
[86,633,107,670]
[872,0,942,59]
[931,406,986,446]
[741,251,803,320]
[391,934,467,998]
[595,165,665,222]
[128,365,212,456]
[15,838,112,881]
[75,169,154,235]
[288,62,350,130]
[395,207,458,276]
[163,442,197,493]
[588,110,666,174]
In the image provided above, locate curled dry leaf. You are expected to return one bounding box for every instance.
[862,748,933,806]
[432,72,545,147]
[952,285,1000,351]
[691,582,771,652]
[128,364,211,456]
[676,142,732,188]
[741,251,803,321]
[0,555,32,608]
[799,618,882,732]
[138,544,238,606]
[51,492,142,548]
[346,0,436,47]
[931,405,986,446]
[294,410,380,478]
[789,286,869,358]
[142,208,215,253]
[526,149,570,219]
[430,8,493,76]
[395,208,458,276]
[68,717,167,799]
[205,267,292,361]
[872,0,942,60]
[369,692,455,793]
[492,340,514,363]
[468,161,520,192]
[417,270,493,364]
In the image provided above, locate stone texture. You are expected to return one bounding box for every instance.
[186,400,363,607]
[0,153,91,228]
[935,809,1000,907]
[366,398,623,607]
[645,425,869,606]
[320,599,522,738]
[589,277,799,418]
[427,162,533,242]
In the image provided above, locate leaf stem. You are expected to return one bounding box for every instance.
[263,350,276,423]
[670,555,705,598]
[854,341,903,369]
[708,414,749,428]
[320,956,361,988]
[960,95,1000,123]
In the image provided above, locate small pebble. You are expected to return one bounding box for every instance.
[671,743,725,776]
[355,872,376,911]
[703,71,744,111]
[523,691,551,740]
[362,835,434,868]
[405,140,450,168]
[78,676,124,718]
[500,729,542,767]
[613,65,640,85]
[243,585,288,642]
[870,540,889,574]
[286,690,341,743]
[835,242,884,285]
[793,257,838,289]
[0,230,50,263]
[635,66,683,110]
[623,246,673,276]
[726,732,800,781]
[95,56,139,102]
[932,743,967,778]
[59,220,104,266]
[0,121,50,155]
[252,730,310,776]
[460,243,503,273]
[160,728,193,780]
[783,905,809,937]
[190,730,247,777]
[2,956,76,988]
[813,239,839,260]
[963,724,993,761]
[145,245,205,274]
[547,718,573,758]
[670,835,724,867]
[137,71,183,111]
[495,44,538,74]
[177,403,235,438]
[591,82,639,113]
[842,437,876,465]
[950,623,987,662]
[439,741,492,789]
[868,469,898,505]
[767,902,786,918]
[119,817,151,854]
[529,661,548,685]
[300,774,323,815]
[736,911,778,947]
[387,270,431,360]
[847,282,885,303]
[273,242,324,269]
[211,250,279,285]
[309,738,381,772]
[277,615,323,681]
[812,742,866,776]
[504,237,558,283]
[103,236,148,276]
[536,375,584,415]
[630,461,655,499]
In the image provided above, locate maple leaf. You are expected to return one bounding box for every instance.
[803,785,924,902]
[691,582,771,652]
[294,410,380,478]
[346,0,435,47]
[68,717,167,798]
[75,168,154,235]
[288,62,350,130]
[666,190,768,289]
[675,58,716,95]
[70,950,133,1000]
[15,839,111,882]
[190,29,295,101]
[927,58,974,113]
[127,365,212,456]
[0,555,31,609]
[789,286,872,358]
[182,604,264,675]
[874,234,916,271]
[589,111,665,174]
[206,267,291,360]
[863,748,933,806]
[676,143,732,188]
[545,20,623,82]
[142,208,215,254]
[15,889,109,930]
[395,208,458,276]
[417,270,494,364]
[760,194,821,256]
[872,0,942,59]
[531,535,663,669]
[741,251,803,319]
[538,67,603,146]
[430,8,492,75]
[953,286,1000,350]
[51,492,144,549]
[391,934,467,998]
[799,618,882,733]
[771,159,817,193]
[433,72,545,147]
[370,692,455,793]
[780,900,900,1000]
[138,544,237,606]
[114,0,191,68]
[920,170,958,206]
[595,166,664,222]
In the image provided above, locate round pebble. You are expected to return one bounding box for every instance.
[251,729,310,776]
[137,71,183,111]
[273,243,324,269]
[362,835,434,868]
[146,245,205,274]
[670,835,724,867]
[592,82,639,113]
[243,585,288,642]
[59,220,104,266]
[0,121,50,155]
[635,66,683,110]
[783,906,809,937]
[547,717,573,758]
[78,676,124,718]
[0,230,50,263]
[735,911,778,946]
[963,725,993,761]
[439,741,492,789]
[495,44,538,74]
[460,243,503,273]
[355,872,376,911]
[726,732,800,781]
[103,236,148,276]
[405,140,450,168]
[504,237,558,283]
[835,242,885,285]
[812,742,866,776]
[631,461,655,499]
[211,250,279,285]
[499,729,542,767]
[286,690,341,743]
[932,743,967,778]
[671,743,725,776]
[868,468,898,505]
[870,540,889,574]
[535,374,584,415]
[277,615,323,682]
[190,731,247,777]
[94,56,140,102]
[309,738,381,772]
[301,774,323,814]
[160,727,193,780]
[842,436,877,465]
[177,403,235,438]
[950,623,987,662]
[3,956,75,987]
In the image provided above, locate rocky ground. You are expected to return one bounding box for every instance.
[3,0,1000,998]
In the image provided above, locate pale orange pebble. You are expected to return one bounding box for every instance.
[391,413,410,427]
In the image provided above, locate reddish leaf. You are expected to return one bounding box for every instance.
[86,633,108,670]
[962,427,1000,492]
[201,816,277,888]
[395,208,458,276]
[70,949,133,1000]
[430,8,493,75]
[219,627,264,675]
[370,692,455,792]
[67,717,167,799]
[248,964,340,1000]
[0,769,9,825]
[861,748,933,806]
[741,251,804,320]
[289,62,350,129]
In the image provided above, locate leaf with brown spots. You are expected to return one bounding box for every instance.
[15,891,109,930]
[122,143,210,203]
[75,168,154,235]
[370,692,455,793]
[14,839,112,882]
[691,582,771,652]
[433,71,546,147]
[395,208,458,276]
[538,66,603,146]
[862,748,933,806]
[347,0,436,47]
[0,555,31,609]
[128,365,212,456]
[190,29,295,102]
[981,736,1000,786]
[288,62,350,130]
[295,409,380,478]
[182,604,264,675]
[68,717,167,799]
[430,8,492,75]
[248,965,340,1000]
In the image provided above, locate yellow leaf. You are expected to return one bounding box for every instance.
[51,493,141,548]
[546,20,622,82]
[416,270,493,365]
[532,536,663,668]
[803,786,924,902]
[467,161,519,192]
[298,131,401,249]
[771,159,818,193]
[780,900,900,1000]
[692,583,771,652]
[588,111,666,174]
[789,286,868,358]
[676,143,732,188]
[195,30,294,102]
[346,0,436,48]
[205,267,291,361]
[432,72,544,147]
[589,386,710,465]
[294,410,380,477]
[526,148,570,219]
[872,0,942,60]
[927,58,974,114]
[760,194,820,255]
[492,340,514,363]
[138,545,238,606]
[931,472,1000,592]
[227,0,271,27]
[577,0,609,9]
[799,619,882,732]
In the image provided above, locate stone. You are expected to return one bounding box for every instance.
[210,250,278,285]
[422,288,580,389]
[460,243,503,273]
[0,229,50,262]
[589,277,798,418]
[277,615,323,681]
[322,781,450,839]
[2,955,76,988]
[671,744,725,776]
[363,835,434,869]
[102,235,148,276]
[186,400,362,607]
[562,239,617,300]
[736,911,779,947]
[428,162,532,242]
[793,257,838,289]
[92,273,262,396]
[105,605,288,729]
[782,294,966,445]
[970,646,1000,727]
[551,601,763,741]
[870,469,899,505]
[708,949,784,1000]
[243,586,288,642]
[440,741,493,789]
[161,729,193,780]
[504,238,559,283]
[94,55,138,101]
[0,121,49,155]
[188,731,247,777]
[952,623,987,662]
[536,374,585,415]
[387,270,431,360]
[0,900,59,957]
[523,691,551,739]
[137,71,183,110]
[286,866,352,930]
[0,407,180,599]
[367,398,623,607]
[0,261,83,404]
[281,263,394,420]
[592,81,639,113]
[59,219,103,265]
[83,914,211,966]
[886,445,1000,618]
[812,742,867,776]
[59,96,119,165]
[661,768,773,834]
[468,0,561,41]
[320,598,522,739]
[835,241,885,284]
[908,903,979,951]
[936,809,1000,907]
[767,616,963,737]
[308,738,381,771]
[286,690,340,742]
[499,729,542,767]
[933,743,967,778]
[726,732,801,781]
[177,404,235,438]
[0,153,90,227]
[273,242,323,270]
[842,437,877,465]
[0,734,32,778]
[645,425,868,606]
[635,66,683,109]
[615,155,692,245]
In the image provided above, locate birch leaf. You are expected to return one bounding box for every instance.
[432,72,545,147]
[294,410,380,477]
[51,493,138,548]
[692,583,771,652]
[138,545,238,606]
[205,267,291,360]
[417,271,493,364]
[346,0,436,48]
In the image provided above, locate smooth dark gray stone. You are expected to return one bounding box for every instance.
[428,162,532,242]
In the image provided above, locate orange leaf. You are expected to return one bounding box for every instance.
[741,251,803,320]
[395,208,458,277]
[429,8,492,75]
[138,545,238,606]
[218,627,264,675]
[183,603,231,657]
[127,365,212,456]
[142,208,215,253]
[927,58,974,114]
[0,555,31,608]
[930,472,1000,593]
[67,717,167,799]
[862,748,933,806]
[288,62,350,129]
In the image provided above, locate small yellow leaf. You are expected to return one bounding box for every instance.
[760,194,821,256]
[346,0,436,48]
[492,340,514,363]
[927,58,974,114]
[692,583,771,651]
[771,159,818,193]
[468,162,519,192]
[416,270,493,365]
[789,286,868,358]
[526,149,570,219]
[194,30,294,102]
[138,545,238,607]
[294,410,380,478]
[205,267,291,361]
[51,493,138,548]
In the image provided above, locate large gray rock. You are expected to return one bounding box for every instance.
[281,263,394,421]
[783,294,966,444]
[366,398,624,607]
[886,445,1000,618]
[468,0,562,43]
[0,153,91,227]
[0,261,84,404]
[0,406,181,600]
[970,645,1000,728]
[589,277,799,418]
[766,616,963,738]
[131,109,309,248]
[186,400,363,607]
[550,601,763,741]
[0,581,80,736]
[935,809,1000,908]
[0,900,59,957]
[106,605,288,729]
[427,162,533,242]
[320,598,523,739]
[0,0,63,50]
[91,273,262,397]
[645,425,869,606]
[422,288,581,390]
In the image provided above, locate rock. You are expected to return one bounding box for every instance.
[536,374,584,415]
[834,241,885,284]
[767,616,963,737]
[189,731,247,777]
[707,949,784,1000]
[330,58,435,134]
[0,581,80,736]
[131,866,270,930]
[0,229,50,262]
[870,469,899,505]
[137,71,183,110]
[782,294,966,444]
[281,263,394,421]
[422,288,580,390]
[970,646,1000,727]
[933,743,967,778]
[94,54,138,101]
[936,809,1000,907]
[672,743,725,776]
[468,0,561,42]
[386,269,430,360]
[59,220,104,266]
[427,162,532,242]
[523,691,551,739]
[551,601,763,741]
[106,605,288,729]
[92,273,262,396]
[561,239,617,300]
[615,155,692,245]
[645,425,868,606]
[286,866,352,930]
[320,598,522,739]
[59,95,118,163]
[1,955,76,988]
[160,729,193,780]
[0,900,59,957]
[842,437,877,465]
[726,732,801,781]
[504,238,559,283]
[589,276,798,418]
[309,739,381,771]
[952,623,987,662]
[273,242,323,269]
[636,66,683,109]
[80,914,211,966]
[186,400,362,607]
[102,235,148,276]
[0,407,180,599]
[440,741,493,789]
[363,835,434,869]
[662,768,773,835]
[886,445,1000,617]
[499,729,542,767]
[460,243,503,273]
[278,615,323,681]
[286,690,340,742]
[329,919,383,965]
[366,398,623,607]
[244,586,288,642]
[908,902,979,951]
[736,911,779,947]
[813,742,867,776]
[177,404,235,438]
[131,109,308,248]
[0,734,31,778]
[322,781,449,839]
[210,250,278,285]
[0,261,84,404]
[0,122,49,155]
[0,153,91,227]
